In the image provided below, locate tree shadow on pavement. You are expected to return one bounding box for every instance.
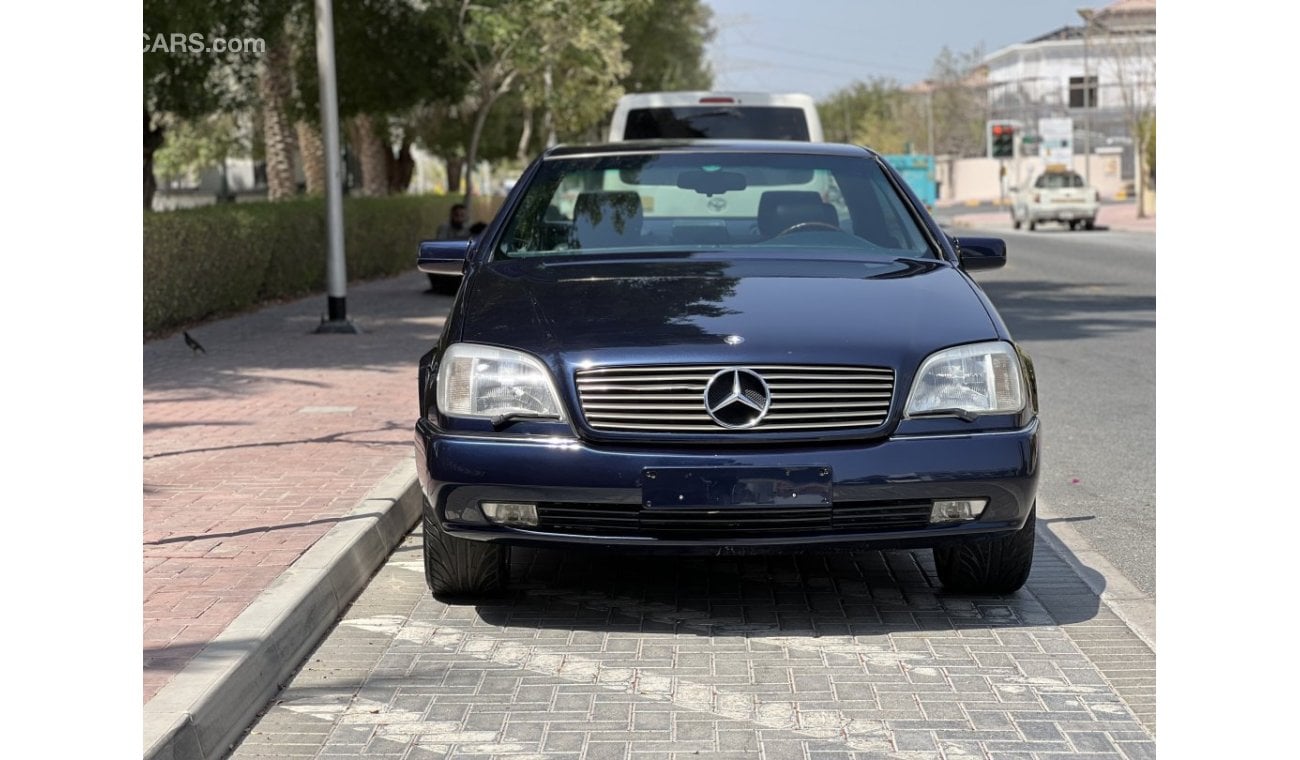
[472,540,1103,637]
[144,272,451,396]
[144,420,252,432]
[974,279,1155,342]
[143,421,409,461]
[144,511,387,546]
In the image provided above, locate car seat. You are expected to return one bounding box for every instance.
[757,190,838,238]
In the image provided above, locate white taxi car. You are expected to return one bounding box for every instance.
[1010,167,1100,231]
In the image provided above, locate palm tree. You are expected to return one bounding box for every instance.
[259,37,299,201]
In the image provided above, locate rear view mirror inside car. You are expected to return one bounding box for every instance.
[619,165,813,187]
[676,169,748,195]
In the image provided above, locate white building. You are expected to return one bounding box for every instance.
[982,0,1155,182]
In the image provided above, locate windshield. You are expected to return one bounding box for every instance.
[624,107,810,141]
[494,151,936,261]
[1035,172,1085,189]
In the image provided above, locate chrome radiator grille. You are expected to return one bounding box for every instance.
[575,364,895,433]
[534,500,933,537]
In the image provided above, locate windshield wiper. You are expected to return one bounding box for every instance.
[490,412,562,430]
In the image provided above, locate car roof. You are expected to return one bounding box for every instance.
[614,92,817,106]
[543,140,878,160]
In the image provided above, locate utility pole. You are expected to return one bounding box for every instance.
[1079,8,1094,187]
[1013,127,1021,203]
[925,82,935,201]
[314,0,358,334]
[925,81,934,161]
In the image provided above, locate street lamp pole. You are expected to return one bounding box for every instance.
[314,0,358,334]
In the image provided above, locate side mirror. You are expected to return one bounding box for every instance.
[418,240,471,276]
[954,236,1006,271]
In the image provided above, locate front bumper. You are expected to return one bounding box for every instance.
[415,419,1040,552]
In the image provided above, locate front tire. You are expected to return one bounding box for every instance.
[423,500,509,598]
[1027,220,1037,231]
[933,505,1035,594]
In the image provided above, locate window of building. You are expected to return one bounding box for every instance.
[1069,75,1098,108]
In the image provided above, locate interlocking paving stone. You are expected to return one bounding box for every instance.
[231,532,1154,759]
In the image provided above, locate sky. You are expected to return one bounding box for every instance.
[703,0,1111,100]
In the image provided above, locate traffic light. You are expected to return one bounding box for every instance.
[990,123,1015,159]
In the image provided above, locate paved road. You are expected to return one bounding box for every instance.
[953,223,1157,597]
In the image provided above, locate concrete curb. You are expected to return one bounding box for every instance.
[1035,501,1156,649]
[143,459,422,760]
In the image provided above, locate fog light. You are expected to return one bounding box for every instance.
[930,498,988,523]
[480,501,538,527]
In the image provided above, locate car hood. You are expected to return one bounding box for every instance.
[457,254,999,374]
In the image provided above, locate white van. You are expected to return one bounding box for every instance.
[600,92,827,220]
[608,92,824,143]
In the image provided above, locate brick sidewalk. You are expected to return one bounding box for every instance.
[143,272,448,703]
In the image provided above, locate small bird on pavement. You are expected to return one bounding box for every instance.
[183,331,206,355]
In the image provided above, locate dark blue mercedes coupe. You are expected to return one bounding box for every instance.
[415,140,1040,598]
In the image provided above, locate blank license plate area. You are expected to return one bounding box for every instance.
[643,467,832,509]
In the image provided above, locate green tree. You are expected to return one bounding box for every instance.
[1140,113,1155,189]
[406,94,526,193]
[928,45,987,158]
[416,0,713,189]
[819,79,927,153]
[153,113,247,192]
[260,33,301,200]
[144,0,255,208]
[449,0,633,201]
[291,0,466,196]
[1089,18,1156,215]
[616,0,714,93]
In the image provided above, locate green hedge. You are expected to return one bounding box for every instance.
[143,194,500,337]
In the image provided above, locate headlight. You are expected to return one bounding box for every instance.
[435,343,564,420]
[905,341,1025,419]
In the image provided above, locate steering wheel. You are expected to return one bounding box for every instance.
[774,221,842,237]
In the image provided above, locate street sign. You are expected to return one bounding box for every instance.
[1038,118,1073,165]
